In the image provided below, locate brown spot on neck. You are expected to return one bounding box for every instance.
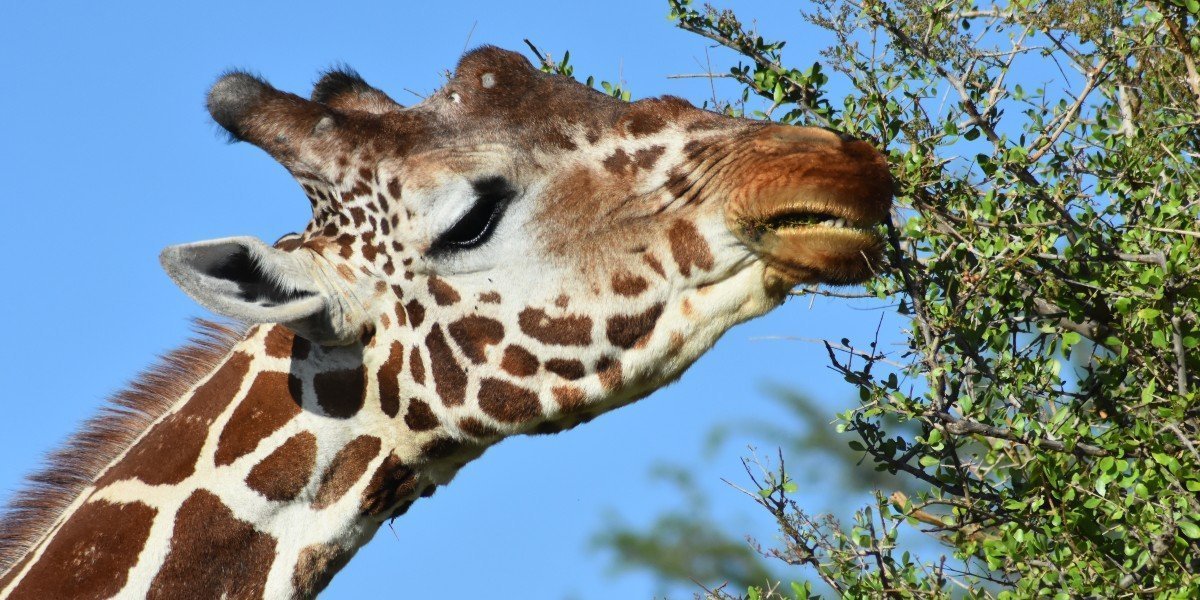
[447,315,505,364]
[409,347,426,384]
[264,325,311,360]
[377,341,405,418]
[292,543,355,599]
[313,367,367,419]
[477,378,543,424]
[426,325,468,406]
[214,370,304,466]
[611,271,649,297]
[500,345,539,377]
[98,352,253,487]
[6,500,156,599]
[544,358,586,380]
[668,220,715,277]
[606,303,665,349]
[244,431,317,502]
[147,490,276,599]
[312,435,382,509]
[360,453,419,517]
[518,308,592,346]
[403,398,440,431]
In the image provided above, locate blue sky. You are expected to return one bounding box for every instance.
[0,2,905,598]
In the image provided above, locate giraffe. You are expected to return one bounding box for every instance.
[0,46,892,599]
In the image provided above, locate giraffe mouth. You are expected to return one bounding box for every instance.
[732,201,886,287]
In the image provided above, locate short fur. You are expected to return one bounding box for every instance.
[0,320,246,573]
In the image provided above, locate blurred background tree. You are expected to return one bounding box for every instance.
[546,0,1200,597]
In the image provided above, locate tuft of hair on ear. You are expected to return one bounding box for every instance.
[207,69,271,144]
[311,64,369,104]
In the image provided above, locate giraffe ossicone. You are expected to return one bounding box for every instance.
[0,46,892,599]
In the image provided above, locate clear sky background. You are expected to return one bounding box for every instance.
[0,2,906,598]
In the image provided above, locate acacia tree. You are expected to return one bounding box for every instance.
[580,0,1200,597]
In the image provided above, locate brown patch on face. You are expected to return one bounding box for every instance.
[313,366,367,419]
[427,276,461,306]
[668,220,715,277]
[611,271,649,297]
[387,177,402,199]
[214,371,304,466]
[477,378,543,423]
[409,347,425,384]
[479,291,502,304]
[403,398,440,431]
[606,303,665,349]
[518,308,592,346]
[595,356,623,390]
[554,294,570,308]
[312,435,382,509]
[669,331,686,353]
[244,431,317,502]
[426,325,468,406]
[97,352,252,486]
[336,264,357,282]
[292,543,354,599]
[448,315,505,364]
[458,416,500,438]
[360,453,418,517]
[552,385,586,412]
[665,168,693,200]
[377,341,405,418]
[405,299,426,328]
[643,253,666,278]
[147,489,275,600]
[500,345,540,377]
[8,499,156,599]
[263,325,311,360]
[622,110,666,136]
[544,358,586,381]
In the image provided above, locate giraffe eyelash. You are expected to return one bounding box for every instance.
[429,176,515,255]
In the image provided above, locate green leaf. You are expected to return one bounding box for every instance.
[1179,520,1200,539]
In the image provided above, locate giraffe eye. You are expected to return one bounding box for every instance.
[430,177,514,254]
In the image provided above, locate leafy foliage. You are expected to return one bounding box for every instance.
[608,0,1200,597]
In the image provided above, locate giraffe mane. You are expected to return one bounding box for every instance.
[0,319,247,573]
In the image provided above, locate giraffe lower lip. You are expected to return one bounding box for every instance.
[750,226,884,286]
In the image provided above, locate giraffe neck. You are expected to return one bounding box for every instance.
[0,324,476,600]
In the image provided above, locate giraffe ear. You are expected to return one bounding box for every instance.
[159,236,339,343]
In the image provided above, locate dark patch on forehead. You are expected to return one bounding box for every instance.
[377,342,405,418]
[668,219,715,277]
[7,499,156,599]
[607,303,665,349]
[387,178,402,199]
[448,315,505,364]
[403,398,440,431]
[147,489,275,600]
[214,370,304,466]
[360,453,418,517]
[611,271,650,297]
[312,435,381,509]
[477,378,543,424]
[96,352,252,487]
[313,366,367,419]
[409,347,426,384]
[245,431,316,502]
[518,307,592,346]
[500,345,539,377]
[405,300,426,328]
[458,416,500,439]
[428,277,461,306]
[595,356,623,390]
[545,358,586,381]
[426,325,468,406]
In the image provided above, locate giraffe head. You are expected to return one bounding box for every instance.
[161,46,892,438]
